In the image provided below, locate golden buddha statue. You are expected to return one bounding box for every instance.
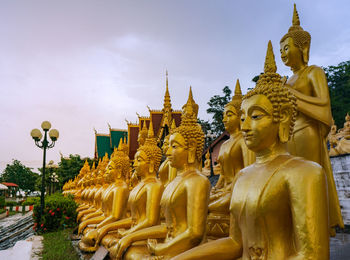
[109,87,210,260]
[158,121,177,187]
[202,150,211,177]
[336,113,350,155]
[77,149,130,239]
[280,4,343,231]
[174,41,330,260]
[328,119,339,156]
[80,122,164,252]
[207,79,255,239]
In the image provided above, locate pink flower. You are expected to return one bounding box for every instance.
[40,223,44,227]
[51,212,55,216]
[65,216,70,220]
[56,208,60,211]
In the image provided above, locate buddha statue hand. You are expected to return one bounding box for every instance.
[109,236,132,259]
[81,229,99,247]
[147,238,158,254]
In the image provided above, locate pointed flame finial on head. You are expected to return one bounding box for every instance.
[181,86,199,121]
[292,3,300,26]
[148,120,155,139]
[264,41,277,74]
[171,119,176,130]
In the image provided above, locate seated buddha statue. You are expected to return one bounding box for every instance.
[77,162,107,222]
[328,119,339,156]
[173,41,329,260]
[109,87,211,260]
[336,113,350,155]
[206,79,255,239]
[158,126,177,187]
[77,148,130,238]
[280,4,343,230]
[202,150,211,177]
[77,155,109,221]
[79,122,164,252]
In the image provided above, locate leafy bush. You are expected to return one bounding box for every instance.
[0,208,6,214]
[22,197,40,206]
[0,196,5,207]
[5,201,17,207]
[33,193,77,233]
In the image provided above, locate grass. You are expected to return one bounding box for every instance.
[41,228,79,260]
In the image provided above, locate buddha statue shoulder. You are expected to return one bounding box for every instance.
[109,87,211,260]
[173,41,330,260]
[279,4,343,231]
[207,80,255,239]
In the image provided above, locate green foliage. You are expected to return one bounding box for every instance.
[5,201,17,207]
[0,196,4,207]
[205,86,232,136]
[56,155,94,190]
[324,61,350,129]
[0,208,5,214]
[33,193,78,233]
[1,160,39,193]
[42,228,80,260]
[22,196,40,206]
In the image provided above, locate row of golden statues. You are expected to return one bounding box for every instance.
[328,114,350,156]
[63,4,344,259]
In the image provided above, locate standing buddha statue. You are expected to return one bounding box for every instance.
[174,41,329,260]
[279,4,343,231]
[109,87,211,260]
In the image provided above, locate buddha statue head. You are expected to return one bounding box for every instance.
[167,87,204,171]
[280,4,311,67]
[134,121,162,177]
[104,148,130,182]
[223,79,243,134]
[138,120,148,146]
[242,41,297,153]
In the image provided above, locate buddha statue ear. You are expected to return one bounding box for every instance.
[187,138,197,164]
[302,46,309,64]
[149,160,155,174]
[278,104,292,143]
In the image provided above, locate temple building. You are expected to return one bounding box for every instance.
[95,71,182,160]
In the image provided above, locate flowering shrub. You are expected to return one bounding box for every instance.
[33,193,77,233]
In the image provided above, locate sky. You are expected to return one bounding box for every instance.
[0,0,350,173]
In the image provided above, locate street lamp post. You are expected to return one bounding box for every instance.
[30,121,59,229]
[205,130,216,177]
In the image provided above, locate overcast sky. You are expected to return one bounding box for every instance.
[1,0,349,172]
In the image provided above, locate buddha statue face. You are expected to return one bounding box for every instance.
[280,37,304,67]
[162,135,170,155]
[223,104,240,133]
[167,132,192,171]
[133,150,151,177]
[241,94,279,152]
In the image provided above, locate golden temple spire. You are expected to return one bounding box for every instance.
[163,70,172,112]
[118,138,123,150]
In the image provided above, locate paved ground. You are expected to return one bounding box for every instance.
[330,232,350,259]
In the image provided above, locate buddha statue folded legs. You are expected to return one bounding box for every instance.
[173,41,329,260]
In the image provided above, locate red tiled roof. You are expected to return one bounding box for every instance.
[2,182,18,187]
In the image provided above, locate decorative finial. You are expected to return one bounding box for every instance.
[148,120,155,138]
[118,138,123,150]
[234,79,242,96]
[292,3,300,26]
[147,105,152,112]
[93,128,97,134]
[107,123,111,130]
[182,86,199,121]
[171,119,176,130]
[264,41,277,74]
[136,112,140,118]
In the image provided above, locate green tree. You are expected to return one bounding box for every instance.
[206,86,232,136]
[324,61,350,129]
[56,154,94,189]
[1,160,39,194]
